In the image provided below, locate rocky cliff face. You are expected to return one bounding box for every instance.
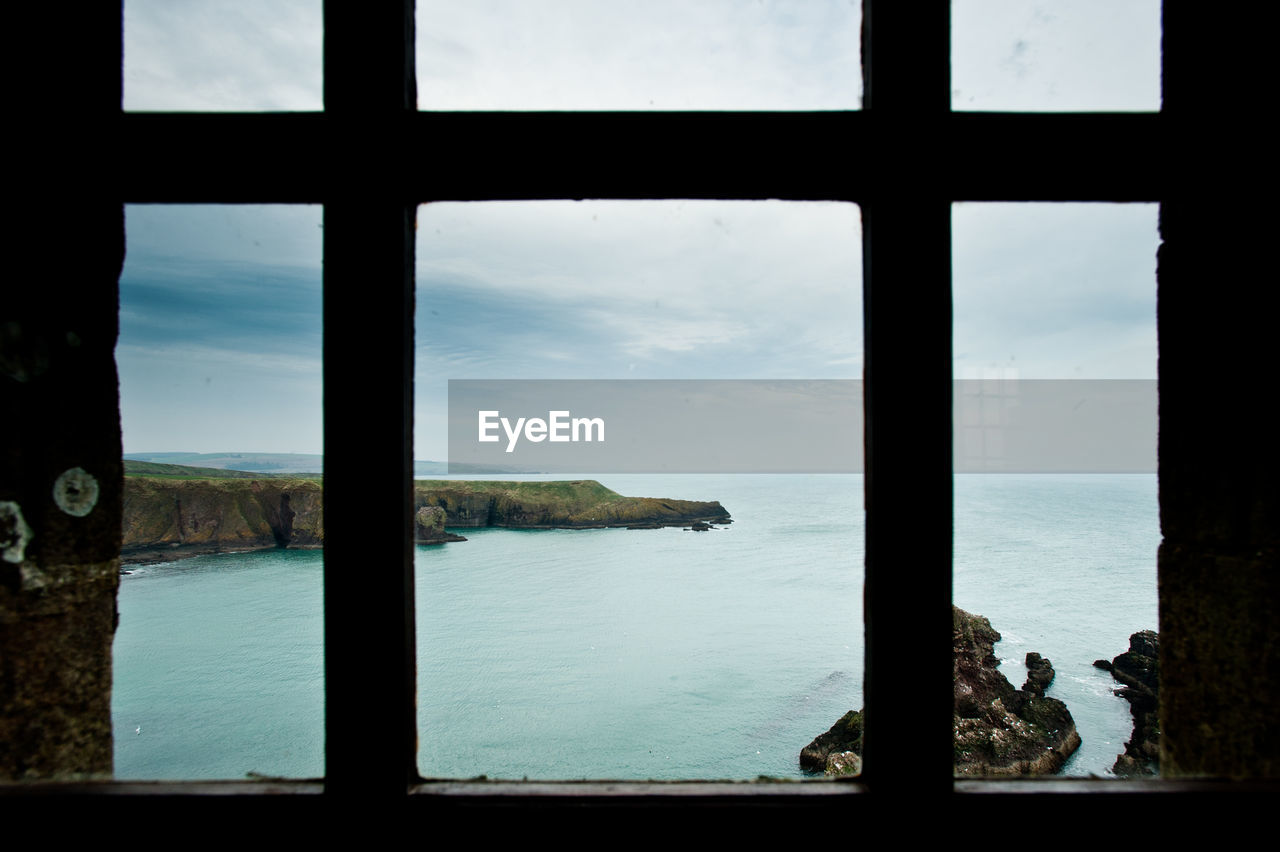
[413,480,731,530]
[950,607,1081,775]
[121,478,323,563]
[1094,630,1160,776]
[800,606,1081,776]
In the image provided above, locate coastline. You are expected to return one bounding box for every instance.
[120,474,729,565]
[120,542,324,567]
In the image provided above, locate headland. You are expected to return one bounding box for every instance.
[120,463,729,564]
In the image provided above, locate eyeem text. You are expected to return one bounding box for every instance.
[478,410,606,453]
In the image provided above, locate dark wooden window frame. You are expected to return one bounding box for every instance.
[12,0,1273,822]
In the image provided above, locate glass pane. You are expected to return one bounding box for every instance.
[417,1,862,110]
[951,0,1160,111]
[415,200,864,779]
[952,202,1160,777]
[124,0,323,111]
[113,205,324,779]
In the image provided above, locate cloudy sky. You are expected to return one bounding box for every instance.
[118,1,1160,458]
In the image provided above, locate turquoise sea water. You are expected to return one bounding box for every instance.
[112,548,325,779]
[112,473,1158,780]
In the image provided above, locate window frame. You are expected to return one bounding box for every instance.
[12,0,1272,819]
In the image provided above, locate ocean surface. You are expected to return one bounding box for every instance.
[112,473,1159,780]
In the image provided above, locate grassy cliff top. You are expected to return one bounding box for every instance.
[413,479,727,526]
[122,468,722,523]
[415,478,622,502]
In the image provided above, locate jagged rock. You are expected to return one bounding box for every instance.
[825,751,862,776]
[800,607,1081,777]
[1112,630,1159,691]
[950,608,1080,775]
[799,710,863,775]
[1102,630,1160,776]
[1023,652,1055,698]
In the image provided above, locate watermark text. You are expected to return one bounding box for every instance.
[478,410,605,453]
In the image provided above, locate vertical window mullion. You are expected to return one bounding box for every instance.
[860,1,954,793]
[860,199,954,792]
[322,1,418,798]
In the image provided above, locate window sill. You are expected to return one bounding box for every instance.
[5,775,1275,799]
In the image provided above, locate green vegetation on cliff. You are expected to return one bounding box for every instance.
[413,479,730,529]
[122,476,323,562]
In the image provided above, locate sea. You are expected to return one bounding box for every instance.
[111,473,1159,781]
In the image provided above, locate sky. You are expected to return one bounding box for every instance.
[117,1,1161,458]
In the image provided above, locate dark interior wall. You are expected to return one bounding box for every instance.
[0,6,124,781]
[1155,3,1278,779]
[0,206,124,779]
[1157,200,1279,777]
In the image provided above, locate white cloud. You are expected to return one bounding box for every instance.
[416,0,862,110]
[125,0,323,111]
[951,0,1161,111]
[953,202,1159,378]
[416,199,863,372]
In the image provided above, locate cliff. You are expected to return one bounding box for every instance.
[1094,630,1160,776]
[800,606,1081,776]
[121,477,323,564]
[413,479,730,530]
[121,475,728,563]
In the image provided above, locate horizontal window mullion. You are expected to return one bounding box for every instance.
[113,111,1168,204]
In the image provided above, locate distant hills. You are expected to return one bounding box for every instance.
[124,452,324,474]
[123,453,528,477]
[123,460,319,480]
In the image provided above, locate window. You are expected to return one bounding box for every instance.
[952,203,1160,776]
[113,204,325,780]
[415,0,863,110]
[6,0,1278,821]
[413,200,864,781]
[950,0,1160,112]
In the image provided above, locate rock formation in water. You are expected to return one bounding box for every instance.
[121,472,728,563]
[1093,630,1159,776]
[951,608,1081,775]
[415,505,466,544]
[800,606,1081,776]
[800,709,864,776]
